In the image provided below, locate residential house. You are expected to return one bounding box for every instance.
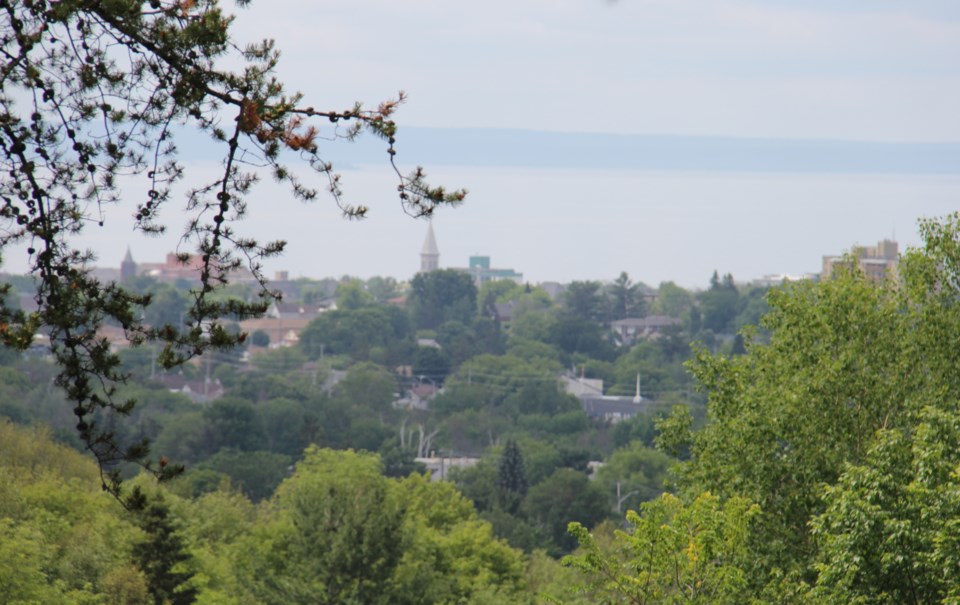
[610,315,681,346]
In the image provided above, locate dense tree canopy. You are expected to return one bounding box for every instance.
[408,269,478,330]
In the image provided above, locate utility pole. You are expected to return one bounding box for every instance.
[616,480,639,514]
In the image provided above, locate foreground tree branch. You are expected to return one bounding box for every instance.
[0,0,465,503]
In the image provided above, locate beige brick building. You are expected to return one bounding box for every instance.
[822,239,898,282]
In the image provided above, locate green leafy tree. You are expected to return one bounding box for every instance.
[546,315,616,362]
[193,449,291,502]
[684,269,908,585]
[412,345,451,384]
[563,280,609,323]
[478,279,524,314]
[595,442,674,513]
[201,397,265,455]
[671,215,960,598]
[250,329,270,348]
[408,269,478,330]
[698,272,740,334]
[251,346,307,373]
[241,447,526,604]
[142,284,190,330]
[366,276,400,304]
[334,361,397,410]
[243,447,406,604]
[300,306,412,363]
[565,492,759,604]
[810,405,960,605]
[259,396,307,456]
[336,278,374,310]
[655,281,694,318]
[523,468,609,555]
[436,353,569,421]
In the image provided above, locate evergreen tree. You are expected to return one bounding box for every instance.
[132,496,198,605]
[497,439,528,513]
[608,271,647,320]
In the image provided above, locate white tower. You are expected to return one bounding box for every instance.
[420,222,439,273]
[633,372,643,403]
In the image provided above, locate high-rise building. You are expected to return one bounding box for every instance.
[420,222,440,273]
[460,255,523,286]
[822,239,898,282]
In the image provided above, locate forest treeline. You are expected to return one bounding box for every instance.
[4,215,960,603]
[1,261,762,558]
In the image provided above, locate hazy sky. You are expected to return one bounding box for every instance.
[5,1,959,288]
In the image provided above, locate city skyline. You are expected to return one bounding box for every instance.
[1,1,957,289]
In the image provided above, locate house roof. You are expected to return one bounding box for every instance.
[581,396,656,418]
[611,315,681,329]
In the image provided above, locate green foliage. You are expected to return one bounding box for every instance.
[258,397,308,456]
[336,278,375,310]
[251,346,307,373]
[683,269,910,580]
[241,447,527,604]
[408,269,478,331]
[698,272,740,334]
[668,214,960,598]
[0,420,147,604]
[437,354,566,418]
[655,281,694,318]
[413,345,451,384]
[366,276,400,304]
[193,449,292,502]
[565,492,759,604]
[524,468,609,555]
[300,305,413,363]
[333,361,397,409]
[547,315,616,362]
[607,271,648,320]
[132,495,199,605]
[244,447,406,604]
[201,397,265,455]
[810,405,960,604]
[498,439,528,512]
[250,329,270,348]
[563,281,609,323]
[595,442,674,513]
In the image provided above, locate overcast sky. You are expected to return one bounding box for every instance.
[6,0,959,288]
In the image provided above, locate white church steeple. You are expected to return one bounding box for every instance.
[420,222,439,273]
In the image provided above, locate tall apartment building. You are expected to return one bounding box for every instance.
[822,239,898,282]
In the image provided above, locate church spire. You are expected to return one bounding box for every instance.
[420,222,439,273]
[120,246,137,282]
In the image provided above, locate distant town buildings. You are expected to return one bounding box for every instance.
[113,250,257,284]
[751,273,818,288]
[417,223,523,286]
[561,372,662,424]
[822,239,898,282]
[458,255,523,286]
[610,315,681,346]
